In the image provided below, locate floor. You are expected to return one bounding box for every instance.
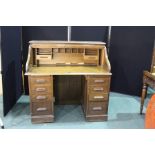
[0,91,152,129]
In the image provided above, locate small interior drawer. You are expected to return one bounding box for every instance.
[36,55,51,61]
[84,55,98,60]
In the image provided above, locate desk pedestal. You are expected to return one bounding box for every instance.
[82,75,111,121]
[28,75,54,123]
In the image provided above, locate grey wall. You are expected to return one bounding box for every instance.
[1,26,22,115]
[109,26,155,96]
[71,26,108,42]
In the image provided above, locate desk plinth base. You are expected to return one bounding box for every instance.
[85,115,108,121]
[31,115,54,124]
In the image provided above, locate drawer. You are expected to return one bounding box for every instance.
[31,94,52,103]
[31,101,53,115]
[36,55,51,61]
[88,76,110,85]
[84,56,98,65]
[30,85,51,94]
[87,102,108,115]
[29,76,52,85]
[88,85,109,93]
[88,93,108,102]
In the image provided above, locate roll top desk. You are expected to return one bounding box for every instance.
[25,41,112,123]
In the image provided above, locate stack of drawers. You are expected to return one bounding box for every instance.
[28,76,54,123]
[84,75,111,121]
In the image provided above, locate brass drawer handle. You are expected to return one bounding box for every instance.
[36,79,46,83]
[92,107,102,111]
[94,79,104,83]
[94,96,104,99]
[93,88,104,91]
[36,95,47,100]
[36,88,46,92]
[36,107,47,111]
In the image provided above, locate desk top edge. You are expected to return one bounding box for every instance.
[29,40,106,45]
[25,66,111,76]
[25,72,112,76]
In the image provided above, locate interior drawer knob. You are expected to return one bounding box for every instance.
[92,107,102,111]
[36,96,47,100]
[94,96,104,99]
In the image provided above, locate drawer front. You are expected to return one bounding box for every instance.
[88,76,110,86]
[31,94,52,103]
[89,93,108,102]
[31,102,53,115]
[36,55,51,61]
[30,85,52,94]
[87,102,108,115]
[29,76,52,85]
[89,85,109,93]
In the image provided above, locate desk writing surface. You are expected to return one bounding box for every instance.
[26,66,111,75]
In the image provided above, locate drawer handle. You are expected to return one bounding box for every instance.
[36,79,46,83]
[40,56,49,58]
[93,88,104,91]
[94,79,104,83]
[36,96,47,100]
[36,107,47,111]
[94,96,104,99]
[36,88,46,92]
[92,107,102,111]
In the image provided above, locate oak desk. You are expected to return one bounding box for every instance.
[25,41,111,123]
